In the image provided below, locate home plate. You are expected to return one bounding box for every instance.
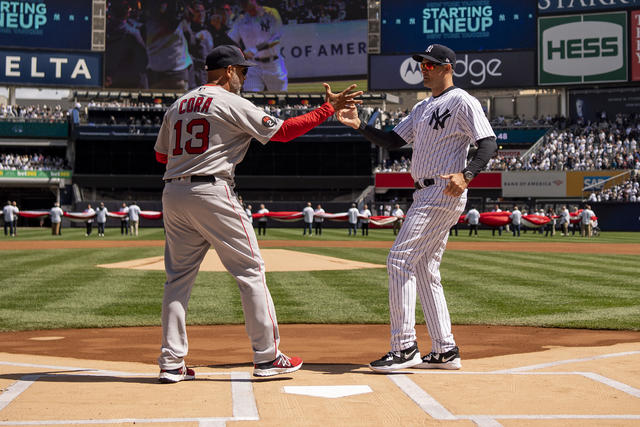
[97,249,383,272]
[283,385,373,398]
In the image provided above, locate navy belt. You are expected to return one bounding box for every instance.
[254,56,279,63]
[414,178,435,189]
[164,175,216,184]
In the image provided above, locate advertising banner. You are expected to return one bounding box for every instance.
[538,0,639,14]
[565,170,630,197]
[280,21,367,79]
[502,171,566,197]
[380,0,536,53]
[0,0,93,51]
[369,51,535,90]
[0,170,72,179]
[632,10,640,81]
[538,12,628,85]
[494,127,550,145]
[569,87,640,121]
[0,50,102,87]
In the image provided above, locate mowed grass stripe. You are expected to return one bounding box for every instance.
[265,268,390,323]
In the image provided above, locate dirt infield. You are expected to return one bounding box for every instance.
[1,325,639,425]
[2,239,640,254]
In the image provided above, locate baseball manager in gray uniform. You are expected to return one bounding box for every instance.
[337,44,497,373]
[154,45,362,383]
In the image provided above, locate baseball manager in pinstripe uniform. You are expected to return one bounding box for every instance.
[337,44,497,372]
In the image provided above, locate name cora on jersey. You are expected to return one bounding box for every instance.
[178,95,214,115]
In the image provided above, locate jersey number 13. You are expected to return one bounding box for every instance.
[172,118,210,155]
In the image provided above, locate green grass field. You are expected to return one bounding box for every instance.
[0,227,638,332]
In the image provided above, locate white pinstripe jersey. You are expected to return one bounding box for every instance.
[393,87,495,182]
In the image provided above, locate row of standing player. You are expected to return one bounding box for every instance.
[459,204,597,238]
[47,202,142,237]
[152,42,497,382]
[2,201,19,237]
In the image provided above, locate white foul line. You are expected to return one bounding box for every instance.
[491,351,640,373]
[388,374,456,420]
[579,372,640,398]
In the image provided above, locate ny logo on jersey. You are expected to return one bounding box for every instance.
[429,108,451,130]
[260,18,271,32]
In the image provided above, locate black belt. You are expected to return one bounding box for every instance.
[164,175,216,183]
[414,178,435,189]
[254,56,279,63]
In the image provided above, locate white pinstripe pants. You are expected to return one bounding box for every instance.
[387,186,467,353]
[158,179,280,369]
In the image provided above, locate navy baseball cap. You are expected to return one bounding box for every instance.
[205,45,256,71]
[412,44,456,65]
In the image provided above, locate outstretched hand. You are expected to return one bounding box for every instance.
[323,83,363,111]
[336,105,361,129]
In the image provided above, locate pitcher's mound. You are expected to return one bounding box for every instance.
[98,249,384,272]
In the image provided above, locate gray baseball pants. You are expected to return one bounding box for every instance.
[158,179,280,370]
[387,185,467,354]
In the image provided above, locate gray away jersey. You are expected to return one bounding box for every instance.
[154,85,283,182]
[393,87,495,181]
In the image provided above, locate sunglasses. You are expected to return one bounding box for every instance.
[420,62,441,71]
[233,66,248,76]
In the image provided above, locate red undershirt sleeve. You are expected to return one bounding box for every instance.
[155,151,168,164]
[270,102,335,142]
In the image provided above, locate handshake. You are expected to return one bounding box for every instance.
[322,83,363,130]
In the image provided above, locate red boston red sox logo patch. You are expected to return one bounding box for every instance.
[262,116,276,128]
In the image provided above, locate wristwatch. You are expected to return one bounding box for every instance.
[462,169,474,183]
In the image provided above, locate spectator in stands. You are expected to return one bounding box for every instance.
[257,204,269,235]
[314,204,325,235]
[128,201,142,236]
[510,206,522,237]
[466,206,480,236]
[119,202,130,235]
[106,0,149,89]
[347,203,359,236]
[360,203,371,236]
[3,200,16,237]
[96,202,109,237]
[391,203,403,235]
[302,202,314,236]
[50,202,63,236]
[84,204,95,236]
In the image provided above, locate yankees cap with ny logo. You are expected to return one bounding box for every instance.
[412,44,456,65]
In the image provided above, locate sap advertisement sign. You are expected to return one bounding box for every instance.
[0,50,102,87]
[538,12,627,85]
[380,0,536,53]
[368,51,534,90]
[0,0,93,51]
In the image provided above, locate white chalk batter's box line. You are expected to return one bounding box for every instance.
[0,350,639,426]
[0,362,258,426]
[390,350,640,427]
